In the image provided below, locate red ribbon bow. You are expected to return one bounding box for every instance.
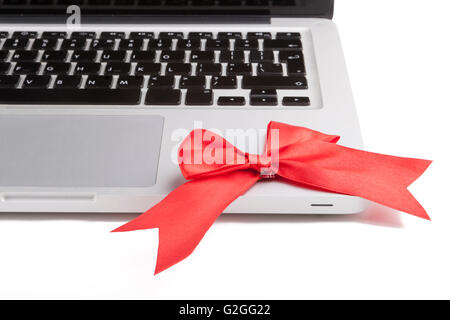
[113,121,432,274]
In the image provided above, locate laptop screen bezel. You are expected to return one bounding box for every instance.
[0,0,334,22]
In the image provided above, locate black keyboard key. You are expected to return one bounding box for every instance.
[159,32,184,39]
[247,32,271,39]
[286,60,306,76]
[197,63,222,76]
[227,63,252,76]
[250,89,277,97]
[0,88,141,104]
[219,50,244,62]
[188,32,212,39]
[43,62,71,74]
[177,39,201,50]
[190,51,214,63]
[242,76,308,89]
[179,76,206,89]
[0,50,8,61]
[54,75,82,88]
[42,31,67,38]
[61,39,86,50]
[278,50,304,62]
[0,32,9,39]
[100,32,125,39]
[3,38,29,50]
[234,39,258,50]
[250,96,278,106]
[148,75,175,88]
[22,75,51,88]
[90,39,115,50]
[42,50,67,62]
[13,62,41,74]
[129,32,154,39]
[206,39,230,50]
[0,62,10,74]
[145,88,181,105]
[160,51,185,62]
[116,75,144,88]
[135,63,161,75]
[249,50,274,62]
[71,50,97,62]
[263,39,302,50]
[276,32,301,40]
[217,32,242,39]
[71,32,96,39]
[11,50,39,61]
[32,38,57,49]
[104,62,131,75]
[101,50,127,62]
[165,63,191,75]
[217,96,245,106]
[85,75,113,88]
[185,89,213,105]
[211,76,237,89]
[148,39,173,50]
[12,31,38,38]
[119,39,144,50]
[0,75,19,88]
[282,96,310,106]
[73,62,101,75]
[130,51,156,62]
[257,63,283,75]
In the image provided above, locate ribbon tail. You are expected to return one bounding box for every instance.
[112,170,259,274]
[277,141,432,220]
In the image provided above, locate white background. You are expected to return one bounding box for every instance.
[0,0,449,299]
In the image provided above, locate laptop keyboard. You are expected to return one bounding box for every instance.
[0,30,310,107]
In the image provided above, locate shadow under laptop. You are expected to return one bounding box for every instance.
[0,203,403,229]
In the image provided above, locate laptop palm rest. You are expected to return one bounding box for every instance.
[0,114,164,188]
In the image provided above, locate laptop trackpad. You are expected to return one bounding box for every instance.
[0,115,164,188]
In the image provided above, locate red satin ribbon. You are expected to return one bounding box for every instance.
[113,121,432,274]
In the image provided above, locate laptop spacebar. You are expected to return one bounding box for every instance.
[0,89,141,105]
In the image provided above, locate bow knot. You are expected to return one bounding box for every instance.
[246,153,277,179]
[113,121,432,275]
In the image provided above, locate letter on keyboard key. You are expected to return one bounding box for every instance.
[22,75,51,88]
[145,89,181,105]
[54,75,82,88]
[135,63,161,75]
[242,76,308,89]
[13,62,41,74]
[0,89,141,105]
[116,76,144,88]
[85,75,113,88]
[190,51,215,63]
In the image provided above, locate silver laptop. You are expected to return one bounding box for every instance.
[0,0,366,214]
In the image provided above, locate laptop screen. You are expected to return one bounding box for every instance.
[0,0,334,20]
